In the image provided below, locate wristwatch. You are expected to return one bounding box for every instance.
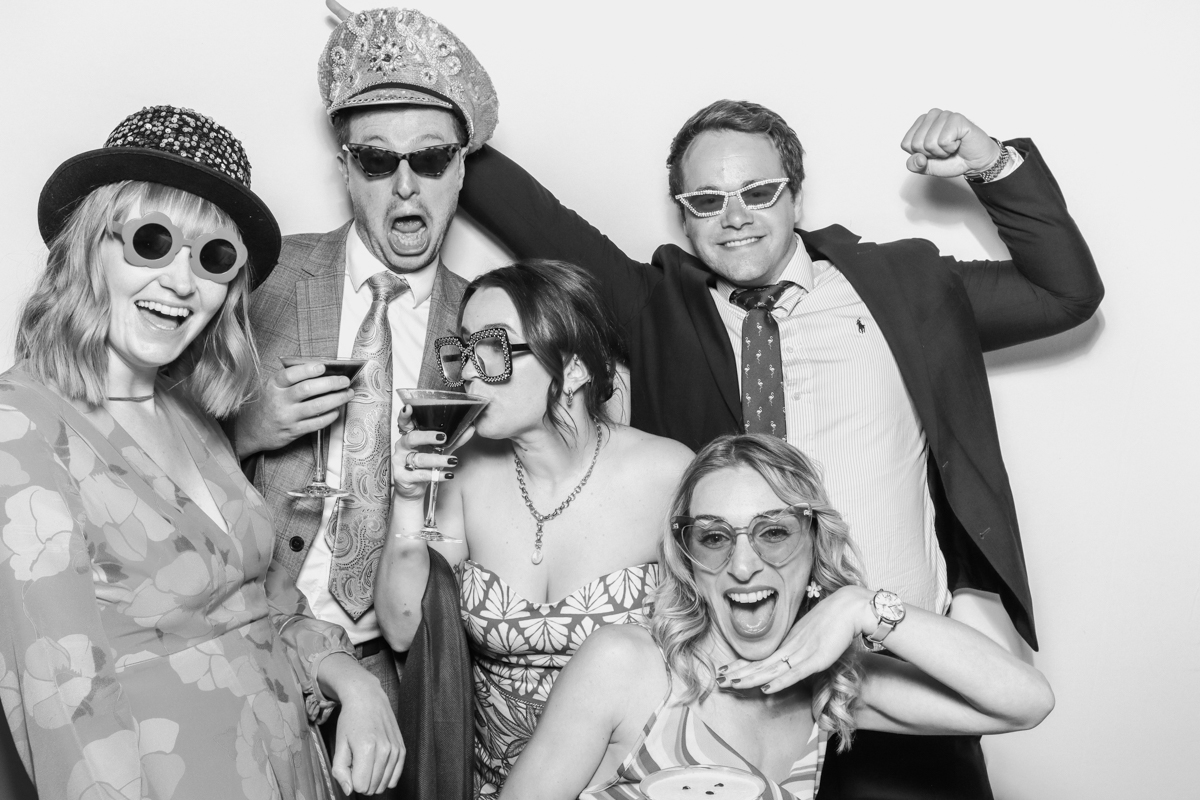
[862,589,906,652]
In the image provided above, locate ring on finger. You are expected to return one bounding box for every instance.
[404,451,419,471]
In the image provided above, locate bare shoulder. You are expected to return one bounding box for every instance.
[570,624,664,687]
[607,425,694,485]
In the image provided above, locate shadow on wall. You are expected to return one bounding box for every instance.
[899,173,1106,375]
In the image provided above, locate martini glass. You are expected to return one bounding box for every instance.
[396,388,489,542]
[282,356,367,498]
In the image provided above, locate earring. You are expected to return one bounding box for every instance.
[805,581,822,599]
[565,386,574,407]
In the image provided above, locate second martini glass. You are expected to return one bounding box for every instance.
[282,356,366,498]
[396,388,488,542]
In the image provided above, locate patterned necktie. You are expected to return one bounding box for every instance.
[330,270,410,620]
[730,283,790,440]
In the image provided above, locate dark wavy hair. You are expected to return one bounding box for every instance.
[652,434,866,750]
[459,259,620,441]
[666,99,806,204]
[16,181,259,417]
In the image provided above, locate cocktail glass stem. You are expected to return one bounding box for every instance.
[422,456,443,534]
[312,428,329,486]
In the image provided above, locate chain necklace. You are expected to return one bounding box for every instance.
[514,419,603,565]
[106,394,155,402]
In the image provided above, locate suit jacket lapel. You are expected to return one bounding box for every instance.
[677,253,741,424]
[418,264,468,390]
[296,223,351,358]
[803,225,940,454]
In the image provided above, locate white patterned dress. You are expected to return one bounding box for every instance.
[456,559,659,797]
[0,369,348,800]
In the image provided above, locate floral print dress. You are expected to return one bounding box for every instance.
[0,369,350,800]
[457,559,659,797]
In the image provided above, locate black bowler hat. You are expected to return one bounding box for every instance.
[37,105,281,288]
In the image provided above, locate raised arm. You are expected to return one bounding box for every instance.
[460,145,661,326]
[902,109,1103,351]
[722,586,1053,735]
[374,409,469,652]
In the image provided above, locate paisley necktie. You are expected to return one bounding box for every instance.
[329,270,409,620]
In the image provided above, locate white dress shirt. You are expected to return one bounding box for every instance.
[713,243,949,613]
[296,224,437,643]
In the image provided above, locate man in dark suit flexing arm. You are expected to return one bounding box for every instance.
[233,8,499,798]
[457,103,1101,798]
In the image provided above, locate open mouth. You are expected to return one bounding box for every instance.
[720,236,762,248]
[725,588,777,638]
[135,300,191,331]
[388,214,430,254]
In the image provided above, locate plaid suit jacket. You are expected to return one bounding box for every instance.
[246,222,468,579]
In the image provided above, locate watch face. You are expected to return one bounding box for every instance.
[873,590,906,623]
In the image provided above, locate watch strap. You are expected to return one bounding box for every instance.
[964,137,1011,183]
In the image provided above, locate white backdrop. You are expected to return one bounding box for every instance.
[3,1,1197,797]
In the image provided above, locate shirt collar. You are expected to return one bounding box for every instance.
[345,223,437,308]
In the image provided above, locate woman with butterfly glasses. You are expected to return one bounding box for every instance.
[500,434,1054,800]
[0,106,403,799]
[375,259,695,795]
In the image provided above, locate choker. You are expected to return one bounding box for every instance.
[106,394,155,403]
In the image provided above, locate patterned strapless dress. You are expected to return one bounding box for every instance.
[456,559,659,797]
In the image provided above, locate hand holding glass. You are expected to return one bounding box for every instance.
[395,388,488,542]
[281,356,365,499]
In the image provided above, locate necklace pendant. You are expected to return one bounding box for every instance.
[531,548,543,566]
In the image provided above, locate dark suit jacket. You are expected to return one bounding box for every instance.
[459,140,1102,651]
[244,223,473,800]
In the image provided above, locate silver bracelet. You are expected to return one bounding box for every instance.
[965,137,1011,183]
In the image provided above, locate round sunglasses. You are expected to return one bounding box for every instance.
[108,212,246,283]
[343,142,463,179]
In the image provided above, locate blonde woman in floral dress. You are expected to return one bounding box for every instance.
[0,106,402,800]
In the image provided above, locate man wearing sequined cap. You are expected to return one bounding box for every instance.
[234,6,497,798]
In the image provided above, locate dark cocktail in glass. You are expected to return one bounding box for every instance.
[282,356,366,499]
[396,388,488,542]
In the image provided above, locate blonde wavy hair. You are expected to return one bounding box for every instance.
[16,181,258,417]
[651,433,867,750]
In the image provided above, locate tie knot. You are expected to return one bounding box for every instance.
[730,282,790,311]
[367,271,410,304]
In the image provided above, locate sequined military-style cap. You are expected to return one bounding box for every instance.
[37,105,281,287]
[318,7,498,153]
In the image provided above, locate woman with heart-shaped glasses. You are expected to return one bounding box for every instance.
[0,105,402,799]
[499,434,1054,799]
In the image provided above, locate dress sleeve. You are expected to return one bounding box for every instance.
[0,399,151,799]
[263,556,354,725]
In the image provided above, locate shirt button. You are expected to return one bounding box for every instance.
[289,536,305,552]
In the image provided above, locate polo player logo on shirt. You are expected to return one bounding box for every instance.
[857,318,866,334]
